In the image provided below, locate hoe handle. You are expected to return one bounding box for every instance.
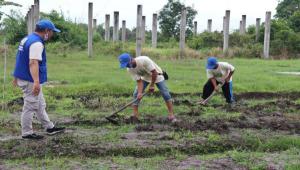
[199,82,225,105]
[110,92,147,116]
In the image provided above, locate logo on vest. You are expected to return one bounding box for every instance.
[18,37,28,51]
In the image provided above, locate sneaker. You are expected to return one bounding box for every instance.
[227,101,237,108]
[46,126,65,135]
[168,115,177,123]
[22,133,44,140]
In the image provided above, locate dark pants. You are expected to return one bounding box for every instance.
[202,80,234,103]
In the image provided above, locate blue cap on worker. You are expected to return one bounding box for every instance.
[118,53,132,68]
[206,57,218,69]
[36,19,61,32]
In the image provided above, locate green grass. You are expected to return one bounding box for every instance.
[1,47,300,103]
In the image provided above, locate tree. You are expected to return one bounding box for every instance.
[275,0,300,20]
[0,0,21,21]
[40,10,88,47]
[158,0,197,41]
[1,10,26,44]
[289,10,300,32]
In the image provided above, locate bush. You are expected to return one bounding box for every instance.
[230,44,263,58]
[229,32,254,47]
[157,37,178,48]
[41,11,88,47]
[187,32,223,49]
[271,30,300,57]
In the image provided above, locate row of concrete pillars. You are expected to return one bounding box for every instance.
[87,3,158,57]
[97,7,271,59]
[24,1,271,59]
[193,19,212,35]
[26,0,39,34]
[192,11,271,58]
[193,15,260,39]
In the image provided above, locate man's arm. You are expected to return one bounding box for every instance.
[136,79,144,100]
[210,77,218,91]
[149,69,158,92]
[29,59,40,96]
[225,70,235,82]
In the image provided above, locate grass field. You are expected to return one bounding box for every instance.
[0,45,300,169]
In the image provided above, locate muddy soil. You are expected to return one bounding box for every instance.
[162,157,248,170]
[1,91,299,169]
[5,91,300,110]
[0,129,246,159]
[235,92,300,100]
[135,98,300,134]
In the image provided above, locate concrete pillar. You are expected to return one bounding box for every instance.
[34,0,39,22]
[207,19,212,32]
[193,21,197,35]
[88,2,93,57]
[141,16,146,44]
[256,18,261,42]
[31,5,35,33]
[136,5,142,57]
[93,19,97,34]
[223,10,230,52]
[264,11,271,59]
[105,14,110,41]
[222,16,226,34]
[241,15,246,34]
[113,11,119,42]
[179,8,187,58]
[29,8,33,33]
[239,20,242,34]
[122,20,126,42]
[28,8,32,34]
[152,13,158,48]
[26,10,30,34]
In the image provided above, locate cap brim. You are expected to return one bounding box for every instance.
[53,28,61,33]
[120,62,128,68]
[206,64,216,69]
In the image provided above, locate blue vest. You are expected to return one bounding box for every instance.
[13,33,47,84]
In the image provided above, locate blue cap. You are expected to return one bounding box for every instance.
[118,53,131,68]
[206,57,218,69]
[36,19,61,32]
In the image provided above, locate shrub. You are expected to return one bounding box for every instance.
[187,32,223,49]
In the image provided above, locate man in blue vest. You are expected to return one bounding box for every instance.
[12,19,65,140]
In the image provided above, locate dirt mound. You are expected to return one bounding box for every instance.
[204,157,248,170]
[135,112,300,134]
[235,92,300,100]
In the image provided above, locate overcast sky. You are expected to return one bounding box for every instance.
[2,0,278,32]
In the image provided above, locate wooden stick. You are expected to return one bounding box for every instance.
[2,38,7,110]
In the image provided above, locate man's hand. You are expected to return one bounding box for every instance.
[137,92,143,100]
[225,77,230,83]
[32,81,40,96]
[148,85,155,93]
[12,78,17,87]
[214,85,219,92]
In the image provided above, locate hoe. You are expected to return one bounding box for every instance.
[105,92,147,124]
